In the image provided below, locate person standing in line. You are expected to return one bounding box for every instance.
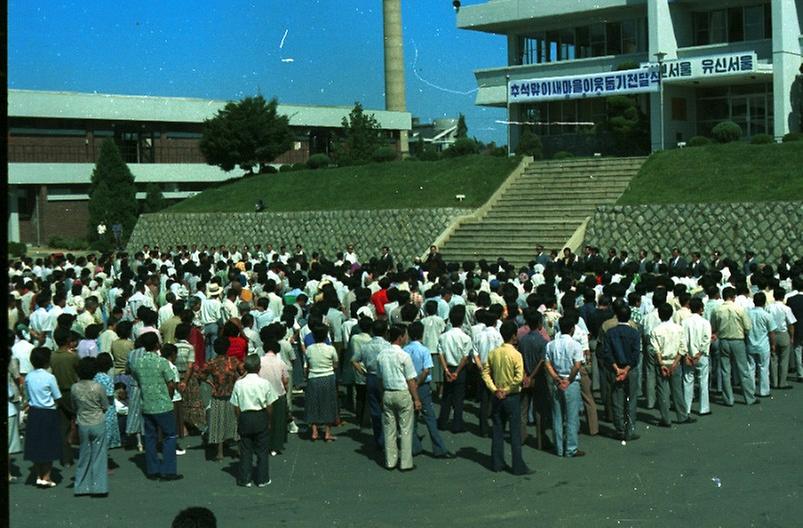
[258,339,289,456]
[23,347,63,487]
[437,307,472,434]
[377,325,421,471]
[712,287,755,406]
[482,321,532,475]
[230,354,277,488]
[517,308,549,450]
[746,292,777,398]
[767,287,796,389]
[352,319,390,447]
[545,317,586,458]
[50,327,80,468]
[600,303,642,441]
[785,277,803,382]
[71,357,109,496]
[129,332,182,481]
[349,317,373,428]
[403,321,453,459]
[682,298,712,416]
[651,304,694,427]
[471,310,503,438]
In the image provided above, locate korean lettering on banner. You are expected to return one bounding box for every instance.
[701,54,754,75]
[662,61,693,79]
[508,67,658,103]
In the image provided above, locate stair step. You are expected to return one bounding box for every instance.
[495,192,623,200]
[455,221,581,230]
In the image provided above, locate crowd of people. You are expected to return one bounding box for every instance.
[7,241,802,493]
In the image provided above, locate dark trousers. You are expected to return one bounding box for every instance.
[412,384,448,456]
[609,366,640,437]
[366,374,384,447]
[491,393,529,475]
[57,397,75,466]
[522,372,552,449]
[354,383,368,427]
[143,411,177,477]
[477,376,492,437]
[598,356,614,421]
[238,410,270,485]
[268,395,288,453]
[438,366,466,432]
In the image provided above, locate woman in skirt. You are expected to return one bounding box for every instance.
[23,347,63,488]
[93,353,121,450]
[305,324,339,442]
[71,357,109,496]
[125,343,146,451]
[197,336,244,461]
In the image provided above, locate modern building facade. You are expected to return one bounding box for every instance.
[411,117,460,152]
[7,89,411,244]
[457,0,802,153]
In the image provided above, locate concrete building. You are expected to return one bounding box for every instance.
[411,117,460,152]
[7,89,411,245]
[457,0,802,153]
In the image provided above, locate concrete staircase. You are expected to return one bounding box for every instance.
[438,156,647,266]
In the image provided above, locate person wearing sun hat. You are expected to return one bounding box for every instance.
[200,282,226,361]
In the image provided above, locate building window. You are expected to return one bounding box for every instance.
[692,4,771,46]
[590,23,606,56]
[576,26,591,59]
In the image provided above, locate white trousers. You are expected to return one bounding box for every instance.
[746,346,771,396]
[683,355,710,415]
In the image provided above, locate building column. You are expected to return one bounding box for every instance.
[8,188,20,243]
[382,0,409,156]
[648,0,679,151]
[772,0,802,139]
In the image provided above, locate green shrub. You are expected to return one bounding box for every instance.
[279,164,293,172]
[782,132,803,143]
[292,163,307,171]
[8,241,27,258]
[687,136,711,147]
[490,146,508,157]
[261,165,279,174]
[514,129,543,159]
[418,150,440,162]
[552,150,575,160]
[306,154,331,170]
[750,133,774,145]
[712,121,742,143]
[372,146,398,163]
[48,236,89,251]
[445,138,480,157]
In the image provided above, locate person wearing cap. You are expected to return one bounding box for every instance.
[200,282,226,361]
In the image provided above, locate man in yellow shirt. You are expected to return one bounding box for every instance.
[482,321,531,476]
[712,287,755,406]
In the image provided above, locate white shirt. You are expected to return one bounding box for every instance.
[472,325,503,366]
[158,303,174,328]
[199,298,224,325]
[437,327,473,367]
[12,339,35,374]
[683,313,712,358]
[766,301,796,334]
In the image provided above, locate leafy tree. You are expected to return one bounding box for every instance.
[87,139,139,250]
[336,102,386,164]
[456,113,468,139]
[199,95,293,174]
[514,128,543,159]
[142,183,168,213]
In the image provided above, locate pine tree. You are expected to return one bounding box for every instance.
[456,113,468,139]
[142,183,168,213]
[336,102,385,164]
[199,95,293,174]
[87,139,139,250]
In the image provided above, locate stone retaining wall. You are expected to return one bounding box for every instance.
[127,209,470,265]
[584,202,803,261]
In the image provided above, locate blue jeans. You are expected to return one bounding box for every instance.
[143,411,177,477]
[550,380,581,457]
[203,323,219,362]
[366,374,384,447]
[412,384,447,456]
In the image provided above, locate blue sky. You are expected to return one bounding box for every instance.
[9,0,508,144]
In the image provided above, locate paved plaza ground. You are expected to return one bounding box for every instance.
[9,387,803,527]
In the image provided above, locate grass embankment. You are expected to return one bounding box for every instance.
[168,155,522,213]
[617,142,803,205]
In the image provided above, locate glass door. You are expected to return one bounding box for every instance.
[730,96,749,136]
[748,96,767,136]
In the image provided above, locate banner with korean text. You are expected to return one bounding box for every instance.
[639,52,757,80]
[507,67,659,104]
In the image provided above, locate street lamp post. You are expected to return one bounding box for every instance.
[655,51,667,151]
